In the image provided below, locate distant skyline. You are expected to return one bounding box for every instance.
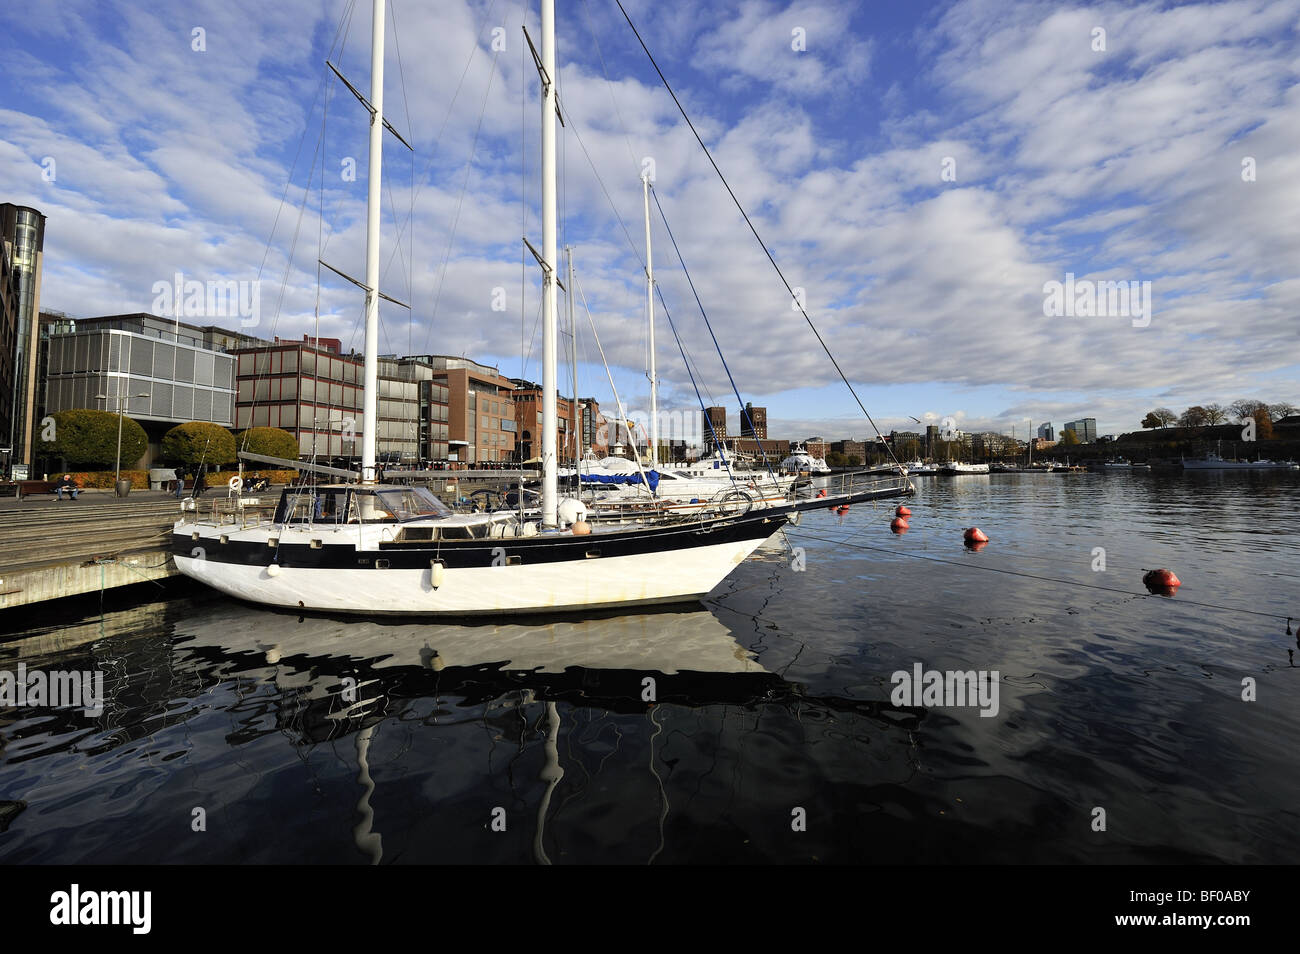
[2,0,1297,442]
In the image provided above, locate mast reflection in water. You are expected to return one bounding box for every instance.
[0,592,925,864]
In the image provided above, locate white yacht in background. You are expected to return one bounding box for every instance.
[939,461,990,474]
[780,444,832,475]
[1182,452,1298,471]
[904,460,937,475]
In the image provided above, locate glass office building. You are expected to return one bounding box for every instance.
[1,204,46,472]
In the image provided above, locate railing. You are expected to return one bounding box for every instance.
[788,468,915,504]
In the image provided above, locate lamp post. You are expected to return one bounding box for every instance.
[97,388,148,495]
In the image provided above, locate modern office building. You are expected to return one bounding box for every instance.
[233,338,361,459]
[1,203,46,474]
[1038,422,1055,441]
[510,378,603,463]
[739,402,767,439]
[0,238,19,470]
[1063,418,1097,443]
[42,313,238,468]
[703,406,728,446]
[377,357,451,465]
[404,356,516,463]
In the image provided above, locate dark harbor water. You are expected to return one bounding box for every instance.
[2,470,1298,864]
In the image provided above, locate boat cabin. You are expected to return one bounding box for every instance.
[273,484,453,525]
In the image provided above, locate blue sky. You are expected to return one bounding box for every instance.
[2,0,1297,443]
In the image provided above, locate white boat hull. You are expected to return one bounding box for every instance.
[173,534,770,616]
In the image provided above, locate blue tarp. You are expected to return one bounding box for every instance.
[580,470,661,492]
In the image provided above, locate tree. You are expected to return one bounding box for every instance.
[1204,403,1228,425]
[1230,399,1267,422]
[1140,412,1162,429]
[1252,407,1274,440]
[163,422,237,467]
[38,408,147,468]
[1179,406,1209,427]
[237,427,300,461]
[1060,428,1080,446]
[1152,407,1178,428]
[1269,402,1297,422]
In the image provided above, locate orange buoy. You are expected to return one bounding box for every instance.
[963,527,989,543]
[571,520,592,535]
[1143,568,1181,594]
[890,517,909,533]
[816,489,827,498]
[835,505,850,515]
[895,506,912,518]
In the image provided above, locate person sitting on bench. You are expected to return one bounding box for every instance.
[55,474,79,500]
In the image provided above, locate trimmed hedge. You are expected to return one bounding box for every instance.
[235,427,300,462]
[65,470,150,489]
[38,409,148,468]
[163,422,237,466]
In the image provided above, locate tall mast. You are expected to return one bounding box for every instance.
[360,0,386,483]
[567,246,579,463]
[540,0,559,525]
[642,174,658,465]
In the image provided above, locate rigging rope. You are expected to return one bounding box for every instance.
[613,0,902,468]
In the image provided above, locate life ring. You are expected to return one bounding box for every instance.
[228,476,243,492]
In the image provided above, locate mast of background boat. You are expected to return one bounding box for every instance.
[359,0,386,484]
[539,0,559,526]
[643,174,658,467]
[567,246,580,465]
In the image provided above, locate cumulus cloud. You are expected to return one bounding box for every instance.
[0,0,1295,441]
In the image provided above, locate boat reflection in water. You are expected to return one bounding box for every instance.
[0,595,929,864]
[171,601,927,864]
[175,604,783,864]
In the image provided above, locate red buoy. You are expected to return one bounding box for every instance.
[895,506,912,518]
[816,489,827,498]
[835,505,850,515]
[890,517,909,533]
[1143,568,1182,595]
[963,527,989,543]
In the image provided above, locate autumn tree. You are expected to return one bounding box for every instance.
[1203,404,1228,425]
[1251,407,1274,440]
[1060,428,1080,446]
[1179,406,1209,427]
[1230,399,1267,422]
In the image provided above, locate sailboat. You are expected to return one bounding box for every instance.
[170,0,911,616]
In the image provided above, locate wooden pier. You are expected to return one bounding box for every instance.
[0,474,533,612]
[0,494,184,611]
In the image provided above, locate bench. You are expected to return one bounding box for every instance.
[17,480,69,499]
